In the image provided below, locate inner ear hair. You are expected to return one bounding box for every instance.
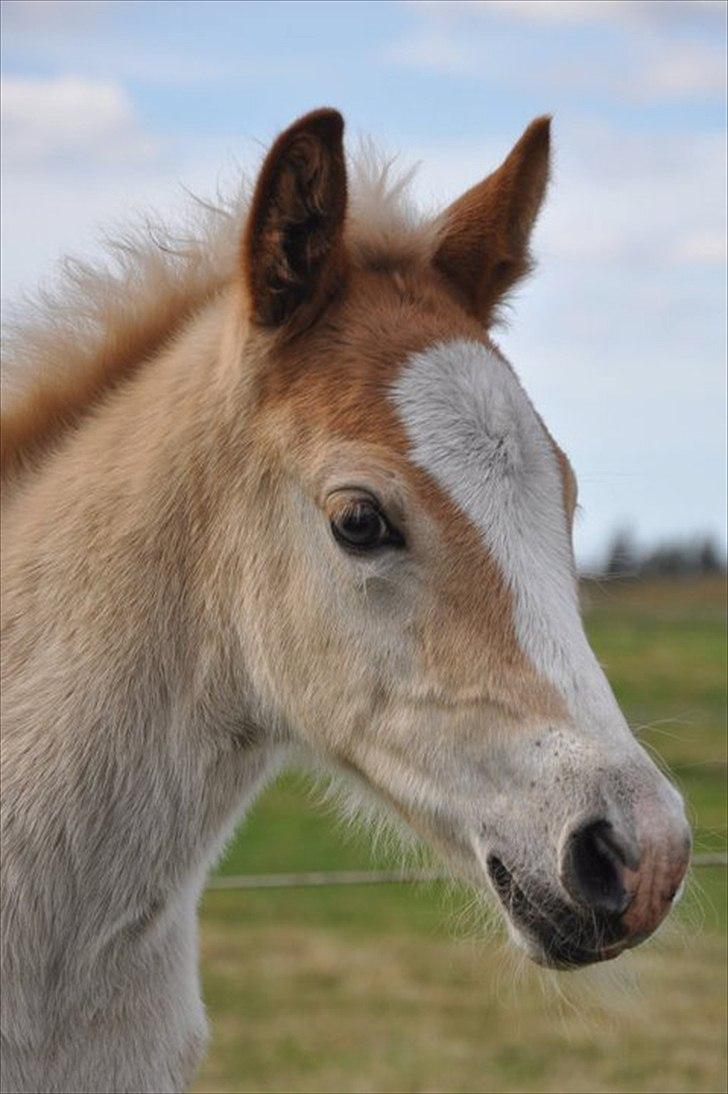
[242,108,348,332]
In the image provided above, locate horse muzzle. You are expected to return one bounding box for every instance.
[485,793,691,969]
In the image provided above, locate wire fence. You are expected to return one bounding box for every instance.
[207,852,727,891]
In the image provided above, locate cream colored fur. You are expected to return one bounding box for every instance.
[0,153,444,1092]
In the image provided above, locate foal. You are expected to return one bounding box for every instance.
[1,109,690,1093]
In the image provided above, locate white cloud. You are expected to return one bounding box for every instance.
[643,40,727,99]
[392,0,727,102]
[1,1,115,31]
[672,229,727,264]
[1,5,314,87]
[543,129,727,268]
[1,76,158,167]
[0,74,178,300]
[0,92,245,302]
[409,1,727,30]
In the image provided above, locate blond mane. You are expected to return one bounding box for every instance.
[1,146,436,484]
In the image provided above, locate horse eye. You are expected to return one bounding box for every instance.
[331,501,403,553]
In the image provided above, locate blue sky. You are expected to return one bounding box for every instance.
[2,0,726,564]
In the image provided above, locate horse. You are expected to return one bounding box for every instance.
[0,108,691,1094]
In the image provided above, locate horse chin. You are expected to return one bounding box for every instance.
[511,924,629,971]
[486,855,630,971]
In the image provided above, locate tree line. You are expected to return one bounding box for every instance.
[602,530,727,578]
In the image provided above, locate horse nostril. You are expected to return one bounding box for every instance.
[560,819,634,916]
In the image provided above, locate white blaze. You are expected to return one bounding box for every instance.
[390,339,619,724]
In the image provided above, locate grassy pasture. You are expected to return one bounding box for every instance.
[194,577,727,1094]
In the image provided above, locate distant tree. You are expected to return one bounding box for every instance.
[604,528,637,578]
[643,543,687,576]
[600,530,726,579]
[698,536,724,574]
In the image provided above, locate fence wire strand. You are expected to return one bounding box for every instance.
[207,853,727,891]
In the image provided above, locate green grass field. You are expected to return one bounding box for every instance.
[194,577,727,1094]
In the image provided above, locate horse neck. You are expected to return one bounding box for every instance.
[1,288,281,929]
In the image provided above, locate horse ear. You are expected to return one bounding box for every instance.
[242,108,348,331]
[433,116,551,325]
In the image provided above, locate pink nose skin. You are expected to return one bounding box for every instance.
[560,811,691,948]
[620,833,691,942]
